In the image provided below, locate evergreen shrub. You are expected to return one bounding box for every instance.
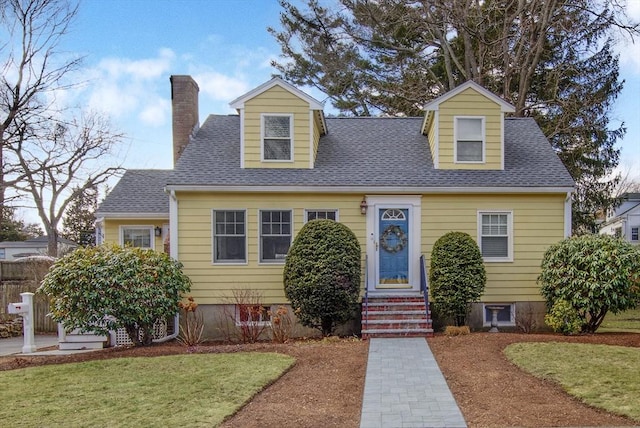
[283,220,361,336]
[429,231,486,326]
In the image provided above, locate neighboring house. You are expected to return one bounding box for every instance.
[599,193,640,243]
[96,76,574,337]
[0,236,78,260]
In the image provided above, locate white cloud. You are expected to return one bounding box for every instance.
[617,1,640,72]
[194,71,250,101]
[79,49,177,126]
[627,0,640,20]
[139,97,170,127]
[97,48,175,81]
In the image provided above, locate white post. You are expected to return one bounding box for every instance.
[20,292,36,353]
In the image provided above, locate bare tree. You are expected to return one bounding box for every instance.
[0,0,81,222]
[614,167,640,197]
[8,111,124,256]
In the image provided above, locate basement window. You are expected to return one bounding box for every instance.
[482,303,516,327]
[235,304,271,326]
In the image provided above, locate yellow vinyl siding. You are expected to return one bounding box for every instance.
[243,86,311,169]
[103,219,167,252]
[312,113,321,165]
[422,193,565,301]
[176,192,366,304]
[437,87,502,170]
[426,112,437,165]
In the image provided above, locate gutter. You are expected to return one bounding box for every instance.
[165,184,575,194]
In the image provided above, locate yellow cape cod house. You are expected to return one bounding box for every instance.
[96,76,574,338]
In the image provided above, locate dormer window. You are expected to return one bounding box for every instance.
[455,117,485,163]
[262,114,293,161]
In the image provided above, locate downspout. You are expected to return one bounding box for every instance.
[564,192,572,238]
[153,313,180,343]
[154,189,181,343]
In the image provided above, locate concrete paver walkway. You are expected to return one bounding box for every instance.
[360,338,467,428]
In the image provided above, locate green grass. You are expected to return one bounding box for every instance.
[599,308,640,333]
[504,342,640,421]
[0,353,294,427]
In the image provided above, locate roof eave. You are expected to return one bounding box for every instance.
[165,184,574,194]
[229,77,325,110]
[95,212,170,220]
[422,81,515,113]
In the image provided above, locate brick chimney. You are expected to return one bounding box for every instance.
[170,75,199,164]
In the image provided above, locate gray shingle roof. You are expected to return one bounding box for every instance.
[100,115,574,215]
[97,169,172,215]
[167,115,574,188]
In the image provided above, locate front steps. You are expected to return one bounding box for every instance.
[361,293,433,339]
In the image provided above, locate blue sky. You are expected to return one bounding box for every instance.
[60,0,640,178]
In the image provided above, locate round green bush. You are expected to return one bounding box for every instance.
[429,231,486,326]
[544,299,582,335]
[538,234,640,333]
[39,244,191,346]
[283,220,361,336]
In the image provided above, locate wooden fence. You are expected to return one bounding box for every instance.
[0,261,57,333]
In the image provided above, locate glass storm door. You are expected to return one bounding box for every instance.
[377,208,410,287]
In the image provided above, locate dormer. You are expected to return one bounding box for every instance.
[230,77,327,169]
[421,81,515,170]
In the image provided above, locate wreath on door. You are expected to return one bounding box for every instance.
[380,225,408,253]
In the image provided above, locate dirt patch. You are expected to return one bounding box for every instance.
[0,333,638,427]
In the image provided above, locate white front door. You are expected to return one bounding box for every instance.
[365,196,422,292]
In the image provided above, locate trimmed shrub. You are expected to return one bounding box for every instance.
[538,234,640,333]
[544,299,582,335]
[39,244,191,346]
[283,220,361,336]
[430,231,486,326]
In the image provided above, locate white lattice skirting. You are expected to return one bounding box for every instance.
[112,319,168,346]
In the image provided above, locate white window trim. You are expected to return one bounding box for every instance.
[119,225,155,250]
[477,210,514,262]
[212,209,248,265]
[631,226,639,242]
[454,116,485,164]
[234,304,272,327]
[304,209,339,223]
[482,303,516,327]
[260,113,294,163]
[259,209,293,265]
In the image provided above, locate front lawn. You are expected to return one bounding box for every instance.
[504,342,640,422]
[599,308,640,333]
[0,353,294,427]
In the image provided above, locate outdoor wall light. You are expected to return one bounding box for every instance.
[154,226,162,237]
[360,198,368,215]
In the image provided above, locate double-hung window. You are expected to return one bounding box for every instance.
[121,226,154,249]
[262,114,293,161]
[455,117,484,162]
[631,227,639,242]
[478,211,513,261]
[213,210,246,263]
[260,210,292,263]
[305,209,338,222]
